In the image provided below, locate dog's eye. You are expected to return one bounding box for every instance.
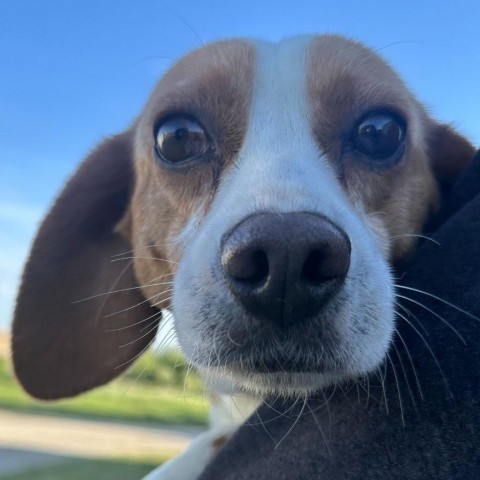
[352,112,406,163]
[154,116,212,165]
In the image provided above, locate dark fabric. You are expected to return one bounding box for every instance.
[199,150,480,480]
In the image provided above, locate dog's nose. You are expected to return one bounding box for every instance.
[221,212,351,326]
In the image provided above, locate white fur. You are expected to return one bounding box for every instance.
[144,394,260,480]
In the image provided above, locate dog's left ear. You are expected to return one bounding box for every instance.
[428,123,476,186]
[12,130,160,400]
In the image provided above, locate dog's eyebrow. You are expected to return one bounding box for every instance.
[307,35,413,152]
[136,39,255,164]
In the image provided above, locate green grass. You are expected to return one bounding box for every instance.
[0,349,209,426]
[1,457,163,480]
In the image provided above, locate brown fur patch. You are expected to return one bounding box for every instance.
[212,435,228,449]
[306,35,467,260]
[129,40,255,301]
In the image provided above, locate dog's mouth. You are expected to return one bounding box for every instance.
[182,305,371,395]
[200,338,340,374]
[197,350,353,396]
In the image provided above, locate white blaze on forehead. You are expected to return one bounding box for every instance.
[215,36,349,230]
[246,37,314,154]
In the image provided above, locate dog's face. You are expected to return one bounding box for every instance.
[12,35,474,399]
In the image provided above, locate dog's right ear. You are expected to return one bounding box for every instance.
[428,123,476,187]
[12,130,160,400]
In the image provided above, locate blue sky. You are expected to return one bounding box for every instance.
[1,0,479,329]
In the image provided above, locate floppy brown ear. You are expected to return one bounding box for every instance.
[12,131,160,400]
[428,123,476,186]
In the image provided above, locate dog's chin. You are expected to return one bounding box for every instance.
[197,365,360,397]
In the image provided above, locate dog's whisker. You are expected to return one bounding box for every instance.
[391,338,417,410]
[395,285,479,322]
[306,399,331,456]
[365,374,371,408]
[114,332,158,370]
[183,343,201,398]
[275,394,308,449]
[110,237,185,258]
[395,301,430,337]
[252,405,275,442]
[155,332,176,357]
[141,315,167,333]
[395,310,452,397]
[396,294,467,344]
[250,395,302,427]
[226,326,244,348]
[107,310,162,332]
[366,210,387,217]
[298,383,336,419]
[386,352,405,426]
[163,7,205,47]
[393,324,424,400]
[72,281,174,303]
[111,255,179,265]
[122,328,176,395]
[151,292,174,308]
[389,233,441,246]
[374,40,426,53]
[130,54,177,70]
[100,292,161,318]
[375,360,389,414]
[95,258,134,320]
[118,320,161,349]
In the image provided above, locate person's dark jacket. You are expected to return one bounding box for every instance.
[199,149,480,480]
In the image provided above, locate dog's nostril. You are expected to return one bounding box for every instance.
[302,250,328,284]
[302,246,350,284]
[225,248,269,284]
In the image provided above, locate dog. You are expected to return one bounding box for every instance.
[12,35,475,479]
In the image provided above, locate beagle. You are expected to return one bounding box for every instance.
[12,35,474,479]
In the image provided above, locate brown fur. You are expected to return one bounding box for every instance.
[212,435,228,449]
[307,36,474,259]
[129,40,254,303]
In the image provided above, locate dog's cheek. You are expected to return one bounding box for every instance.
[126,191,182,309]
[344,146,439,262]
[386,163,439,260]
[339,268,395,374]
[172,267,214,361]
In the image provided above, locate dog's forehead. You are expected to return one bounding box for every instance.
[155,34,403,94]
[139,34,413,140]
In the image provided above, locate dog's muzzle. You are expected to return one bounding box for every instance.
[220,212,351,327]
